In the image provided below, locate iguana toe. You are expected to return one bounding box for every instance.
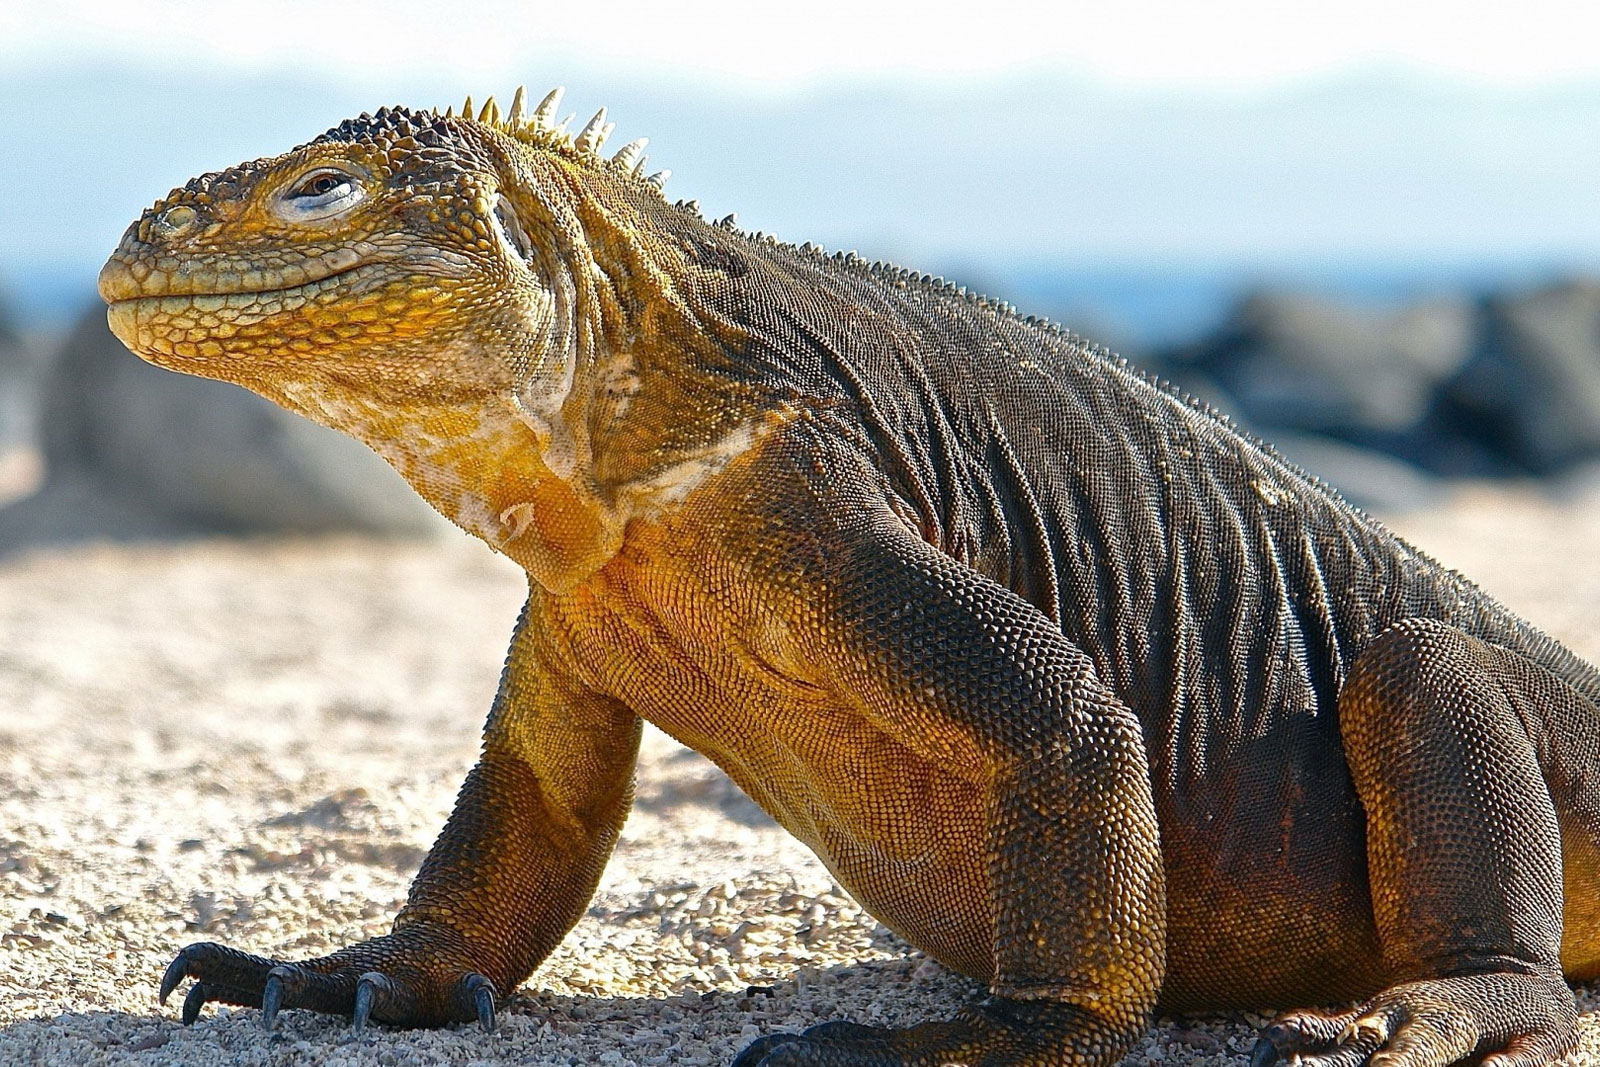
[180,982,213,1025]
[157,932,503,1032]
[1258,971,1578,1067]
[260,967,285,1028]
[351,971,391,1033]
[1252,1014,1357,1067]
[158,953,189,1004]
[1250,1030,1284,1067]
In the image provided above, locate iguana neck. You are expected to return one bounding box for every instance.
[267,170,782,594]
[541,165,784,495]
[268,383,617,592]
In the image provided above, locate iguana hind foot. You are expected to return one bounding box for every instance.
[1250,971,1578,1067]
[730,997,1136,1067]
[159,925,499,1032]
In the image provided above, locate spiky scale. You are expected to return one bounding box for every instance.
[461,95,474,121]
[612,138,648,172]
[479,98,499,125]
[507,86,527,126]
[574,109,612,154]
[532,87,564,128]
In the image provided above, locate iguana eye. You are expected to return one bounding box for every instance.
[297,173,347,198]
[275,167,366,222]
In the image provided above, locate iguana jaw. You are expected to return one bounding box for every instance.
[101,241,619,588]
[104,263,622,589]
[100,258,395,365]
[98,243,368,302]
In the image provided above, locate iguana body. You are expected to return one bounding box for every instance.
[99,89,1600,1067]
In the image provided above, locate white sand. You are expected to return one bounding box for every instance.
[2,482,1599,1065]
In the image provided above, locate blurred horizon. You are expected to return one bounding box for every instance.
[5,2,1600,347]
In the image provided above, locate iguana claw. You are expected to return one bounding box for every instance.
[352,971,388,1033]
[261,968,286,1030]
[180,983,209,1025]
[461,972,497,1033]
[729,1000,1120,1066]
[158,954,188,1004]
[1253,971,1579,1067]
[156,934,505,1032]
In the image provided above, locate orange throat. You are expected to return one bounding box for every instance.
[277,384,624,592]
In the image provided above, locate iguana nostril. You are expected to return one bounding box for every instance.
[155,204,197,234]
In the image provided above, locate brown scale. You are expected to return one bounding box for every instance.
[100,87,1600,1067]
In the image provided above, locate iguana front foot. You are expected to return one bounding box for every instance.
[730,998,1135,1067]
[1249,971,1579,1067]
[158,925,500,1032]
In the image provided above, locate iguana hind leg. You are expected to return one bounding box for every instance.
[1255,618,1579,1067]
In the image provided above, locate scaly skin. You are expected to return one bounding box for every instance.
[100,89,1600,1067]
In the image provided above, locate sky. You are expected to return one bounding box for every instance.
[8,0,1600,88]
[3,1,1599,338]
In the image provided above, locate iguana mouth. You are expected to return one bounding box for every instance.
[101,257,390,354]
[98,247,370,306]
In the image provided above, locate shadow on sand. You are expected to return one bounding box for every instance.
[0,957,1000,1066]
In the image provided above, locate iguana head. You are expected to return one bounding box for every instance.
[99,89,750,589]
[101,87,668,435]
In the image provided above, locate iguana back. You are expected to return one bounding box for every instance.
[689,227,1592,714]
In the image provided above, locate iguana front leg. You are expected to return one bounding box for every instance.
[733,500,1167,1067]
[160,595,642,1031]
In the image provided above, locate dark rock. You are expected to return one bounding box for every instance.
[1168,290,1474,444]
[1433,279,1600,474]
[1262,431,1446,515]
[0,303,447,549]
[1117,356,1445,514]
[0,287,37,451]
[0,286,22,353]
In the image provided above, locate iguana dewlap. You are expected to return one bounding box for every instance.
[100,88,1600,1067]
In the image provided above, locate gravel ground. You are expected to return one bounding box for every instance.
[3,480,1600,1066]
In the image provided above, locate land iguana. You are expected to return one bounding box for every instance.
[99,88,1600,1067]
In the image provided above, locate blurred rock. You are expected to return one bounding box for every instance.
[1164,290,1474,445]
[0,287,39,451]
[1263,431,1446,515]
[0,303,447,550]
[1434,280,1600,474]
[1112,354,1445,513]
